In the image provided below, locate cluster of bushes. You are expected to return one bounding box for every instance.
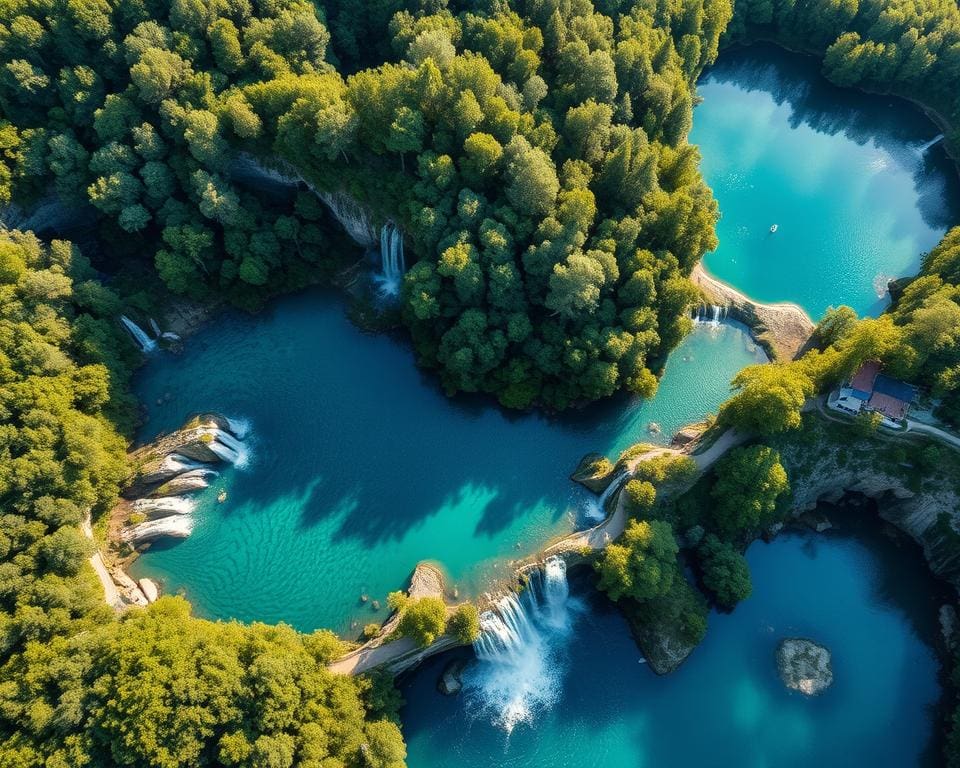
[387,592,480,648]
[0,231,405,767]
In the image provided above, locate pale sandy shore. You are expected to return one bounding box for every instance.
[691,262,815,361]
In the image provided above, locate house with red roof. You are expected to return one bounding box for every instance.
[833,361,918,426]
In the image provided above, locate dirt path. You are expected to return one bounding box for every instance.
[906,421,960,450]
[691,263,815,361]
[81,516,122,610]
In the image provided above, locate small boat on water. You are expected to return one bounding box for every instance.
[217,489,227,503]
[769,223,779,233]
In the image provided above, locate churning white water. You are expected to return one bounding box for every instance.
[204,428,252,469]
[133,497,197,518]
[466,556,579,733]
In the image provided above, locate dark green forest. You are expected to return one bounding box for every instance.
[0,0,959,765]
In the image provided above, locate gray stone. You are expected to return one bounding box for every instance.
[138,578,160,603]
[437,659,468,695]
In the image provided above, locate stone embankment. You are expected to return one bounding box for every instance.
[691,262,815,360]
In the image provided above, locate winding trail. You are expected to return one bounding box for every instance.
[905,420,960,451]
[327,429,748,676]
[82,515,122,610]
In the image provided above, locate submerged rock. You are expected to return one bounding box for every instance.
[437,658,469,696]
[776,638,833,695]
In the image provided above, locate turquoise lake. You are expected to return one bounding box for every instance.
[691,44,960,319]
[127,42,958,766]
[131,295,763,634]
[402,511,946,767]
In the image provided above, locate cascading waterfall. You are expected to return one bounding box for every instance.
[149,318,161,337]
[918,134,944,153]
[133,497,197,519]
[206,428,251,468]
[120,315,157,352]
[224,416,251,439]
[691,304,726,326]
[374,222,406,297]
[122,515,194,544]
[585,468,629,522]
[160,454,207,475]
[466,556,578,733]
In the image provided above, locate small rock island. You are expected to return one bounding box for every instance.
[776,638,834,696]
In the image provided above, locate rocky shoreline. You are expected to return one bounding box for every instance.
[93,413,251,608]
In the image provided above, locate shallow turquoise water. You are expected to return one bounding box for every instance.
[691,44,960,320]
[402,512,945,767]
[131,292,763,634]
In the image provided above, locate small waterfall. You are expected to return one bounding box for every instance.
[466,556,578,733]
[374,222,406,297]
[120,315,157,352]
[585,468,629,522]
[122,515,194,545]
[918,134,944,153]
[160,454,207,475]
[133,497,196,519]
[203,428,251,468]
[148,318,161,337]
[692,304,726,327]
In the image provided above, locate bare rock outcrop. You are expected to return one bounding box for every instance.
[777,638,833,695]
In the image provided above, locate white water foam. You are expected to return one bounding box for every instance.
[466,557,580,733]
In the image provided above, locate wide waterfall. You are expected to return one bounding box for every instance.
[692,304,726,326]
[133,497,197,519]
[466,556,579,733]
[120,315,157,352]
[121,515,194,545]
[585,468,629,522]
[375,222,406,297]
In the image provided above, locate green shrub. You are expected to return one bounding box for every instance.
[698,535,752,608]
[447,604,481,645]
[624,479,656,516]
[397,597,447,647]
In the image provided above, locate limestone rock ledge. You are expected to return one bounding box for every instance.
[787,455,960,589]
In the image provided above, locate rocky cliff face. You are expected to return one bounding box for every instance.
[786,449,960,588]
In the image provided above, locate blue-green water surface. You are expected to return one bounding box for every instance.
[402,513,945,767]
[130,292,763,634]
[691,44,960,319]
